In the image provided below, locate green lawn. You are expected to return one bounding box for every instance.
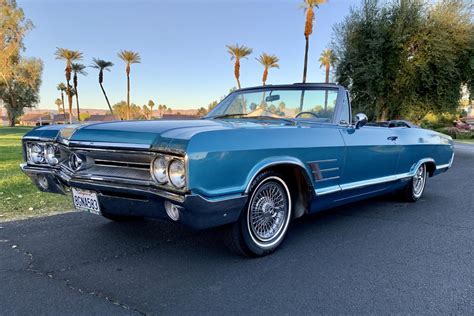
[456,139,474,144]
[0,126,72,221]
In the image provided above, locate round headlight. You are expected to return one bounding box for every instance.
[168,159,185,189]
[152,156,168,184]
[45,144,59,166]
[29,143,45,164]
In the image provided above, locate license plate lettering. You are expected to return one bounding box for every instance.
[72,188,101,215]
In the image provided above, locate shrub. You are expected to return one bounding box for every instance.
[437,127,473,139]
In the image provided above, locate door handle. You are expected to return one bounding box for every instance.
[387,136,398,141]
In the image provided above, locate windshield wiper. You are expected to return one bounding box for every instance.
[207,113,247,119]
[207,114,295,125]
[246,116,296,125]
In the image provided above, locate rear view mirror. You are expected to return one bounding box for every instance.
[265,95,280,102]
[354,113,368,129]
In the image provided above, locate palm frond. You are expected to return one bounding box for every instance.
[90,58,114,71]
[55,48,83,62]
[71,63,88,75]
[56,82,66,91]
[226,44,253,60]
[117,50,141,64]
[318,48,336,67]
[257,53,280,68]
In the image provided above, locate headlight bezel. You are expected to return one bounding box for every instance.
[25,141,62,167]
[168,159,186,189]
[150,154,187,190]
[151,155,169,184]
[29,143,46,164]
[45,143,60,166]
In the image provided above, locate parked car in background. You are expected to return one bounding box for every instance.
[21,83,454,256]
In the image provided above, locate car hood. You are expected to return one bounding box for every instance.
[28,119,289,153]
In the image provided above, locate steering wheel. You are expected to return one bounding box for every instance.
[295,111,319,119]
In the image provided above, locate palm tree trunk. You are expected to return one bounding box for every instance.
[61,93,66,116]
[234,59,241,89]
[99,82,114,115]
[126,74,131,120]
[74,83,81,121]
[299,90,306,111]
[66,76,73,124]
[262,68,268,86]
[302,36,309,83]
[324,64,330,111]
[68,92,73,124]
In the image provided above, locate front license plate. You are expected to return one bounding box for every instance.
[72,188,101,215]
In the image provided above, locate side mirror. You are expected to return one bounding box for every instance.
[354,113,368,129]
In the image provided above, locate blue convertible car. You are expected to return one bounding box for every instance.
[21,83,454,256]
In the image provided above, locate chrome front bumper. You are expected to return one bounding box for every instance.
[21,164,247,229]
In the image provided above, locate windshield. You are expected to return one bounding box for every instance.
[206,88,338,122]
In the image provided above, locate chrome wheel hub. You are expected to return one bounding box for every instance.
[413,164,426,197]
[249,181,288,242]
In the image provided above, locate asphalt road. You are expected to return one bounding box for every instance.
[1,144,473,315]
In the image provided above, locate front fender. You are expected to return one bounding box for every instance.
[243,156,313,193]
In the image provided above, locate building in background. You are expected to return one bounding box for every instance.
[19,113,53,126]
[84,114,117,122]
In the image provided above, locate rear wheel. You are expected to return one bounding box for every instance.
[400,163,427,202]
[225,171,292,257]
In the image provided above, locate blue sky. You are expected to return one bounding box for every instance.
[19,0,358,110]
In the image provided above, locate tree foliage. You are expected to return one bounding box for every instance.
[0,0,43,126]
[333,0,473,122]
[112,101,143,120]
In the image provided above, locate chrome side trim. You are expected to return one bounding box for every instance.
[194,193,247,203]
[448,152,455,168]
[436,163,449,170]
[315,185,340,195]
[319,167,339,173]
[315,176,340,182]
[307,159,337,164]
[340,173,411,191]
[315,158,436,196]
[68,141,151,150]
[437,152,455,170]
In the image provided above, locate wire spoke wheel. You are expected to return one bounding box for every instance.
[412,164,426,198]
[248,180,289,244]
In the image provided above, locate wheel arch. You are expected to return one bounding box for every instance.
[412,158,436,177]
[244,157,314,219]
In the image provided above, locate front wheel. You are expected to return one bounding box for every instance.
[399,163,427,202]
[225,171,292,257]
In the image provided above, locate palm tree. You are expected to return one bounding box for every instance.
[226,44,253,89]
[71,63,87,121]
[148,100,155,119]
[55,98,63,113]
[319,48,336,110]
[301,0,326,83]
[55,48,83,123]
[90,58,114,115]
[256,53,280,86]
[117,50,141,120]
[319,48,335,83]
[56,82,67,115]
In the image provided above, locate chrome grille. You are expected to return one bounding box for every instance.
[58,145,154,183]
